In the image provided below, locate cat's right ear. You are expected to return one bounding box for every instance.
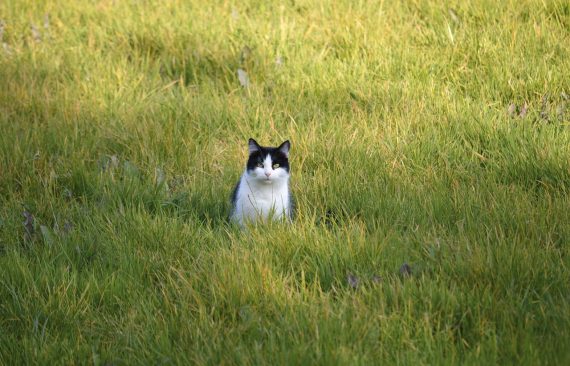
[248,138,261,154]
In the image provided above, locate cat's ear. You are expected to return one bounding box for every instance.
[278,140,290,157]
[248,138,261,154]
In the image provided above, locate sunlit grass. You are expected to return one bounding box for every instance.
[1,0,569,364]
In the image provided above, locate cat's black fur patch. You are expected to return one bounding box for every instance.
[246,140,290,172]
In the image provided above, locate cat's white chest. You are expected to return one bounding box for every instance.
[232,177,290,225]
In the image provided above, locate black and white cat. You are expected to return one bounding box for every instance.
[230,138,294,226]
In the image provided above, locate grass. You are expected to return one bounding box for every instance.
[1,0,569,364]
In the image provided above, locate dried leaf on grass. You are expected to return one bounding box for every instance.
[237,68,249,88]
[23,210,34,240]
[399,263,412,277]
[31,24,41,42]
[347,273,359,289]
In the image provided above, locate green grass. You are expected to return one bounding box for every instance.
[1,0,569,364]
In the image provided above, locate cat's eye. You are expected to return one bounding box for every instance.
[272,163,280,169]
[256,162,263,168]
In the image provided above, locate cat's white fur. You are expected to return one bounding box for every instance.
[231,154,291,226]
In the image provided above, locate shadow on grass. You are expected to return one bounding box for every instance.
[51,158,232,228]
[122,30,264,91]
[160,190,230,226]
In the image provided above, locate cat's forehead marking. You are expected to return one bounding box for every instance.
[263,154,272,167]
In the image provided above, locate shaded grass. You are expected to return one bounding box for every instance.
[1,0,570,364]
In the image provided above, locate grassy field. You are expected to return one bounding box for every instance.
[1,0,569,364]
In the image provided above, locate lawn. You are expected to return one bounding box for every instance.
[1,0,569,364]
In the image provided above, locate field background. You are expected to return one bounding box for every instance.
[1,0,569,364]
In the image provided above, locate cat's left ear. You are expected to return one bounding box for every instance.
[248,138,262,154]
[278,140,290,157]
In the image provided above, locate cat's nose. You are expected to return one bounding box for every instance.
[265,172,271,178]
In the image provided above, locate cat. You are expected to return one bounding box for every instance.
[230,138,294,226]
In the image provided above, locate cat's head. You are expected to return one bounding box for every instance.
[245,138,290,185]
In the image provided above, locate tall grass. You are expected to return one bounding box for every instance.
[1,0,569,364]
